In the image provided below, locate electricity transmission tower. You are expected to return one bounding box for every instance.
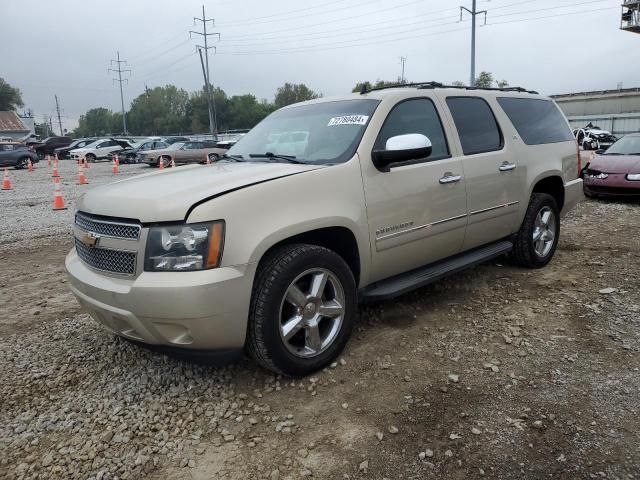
[460,1,487,87]
[108,51,130,135]
[190,5,220,137]
[54,94,63,135]
[399,56,407,83]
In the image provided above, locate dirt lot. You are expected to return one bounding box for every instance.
[1,161,640,480]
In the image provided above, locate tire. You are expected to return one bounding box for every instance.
[208,153,219,163]
[511,193,560,268]
[86,153,96,163]
[160,156,171,168]
[15,157,29,169]
[126,154,135,164]
[582,142,590,151]
[247,244,356,377]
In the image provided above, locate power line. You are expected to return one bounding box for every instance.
[108,51,131,135]
[190,5,220,136]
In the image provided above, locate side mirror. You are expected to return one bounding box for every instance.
[372,134,432,172]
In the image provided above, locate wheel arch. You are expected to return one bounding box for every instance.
[531,175,565,211]
[255,226,362,286]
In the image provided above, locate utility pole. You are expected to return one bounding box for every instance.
[48,116,54,135]
[54,94,63,135]
[108,51,131,135]
[460,1,487,87]
[399,56,407,83]
[191,5,220,137]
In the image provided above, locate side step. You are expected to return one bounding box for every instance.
[361,240,513,302]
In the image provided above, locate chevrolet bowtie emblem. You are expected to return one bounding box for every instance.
[82,231,101,248]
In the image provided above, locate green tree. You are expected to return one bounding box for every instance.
[351,79,403,93]
[228,95,276,129]
[474,71,494,88]
[127,85,190,135]
[0,78,24,110]
[274,83,320,108]
[73,108,116,137]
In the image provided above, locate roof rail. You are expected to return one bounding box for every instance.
[359,82,538,95]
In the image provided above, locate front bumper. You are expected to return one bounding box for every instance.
[65,248,256,350]
[584,174,640,197]
[561,178,584,216]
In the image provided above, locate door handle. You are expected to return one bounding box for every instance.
[499,162,517,172]
[439,173,462,184]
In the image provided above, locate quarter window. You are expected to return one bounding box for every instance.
[446,97,503,155]
[374,98,449,163]
[497,97,574,145]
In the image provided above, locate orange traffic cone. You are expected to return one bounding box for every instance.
[158,157,165,170]
[84,155,90,168]
[112,158,119,174]
[1,168,12,191]
[47,155,52,167]
[52,180,66,210]
[52,161,60,178]
[27,158,34,172]
[171,157,176,168]
[115,155,120,167]
[205,153,211,165]
[77,164,88,185]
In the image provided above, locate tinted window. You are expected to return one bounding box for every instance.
[374,98,449,161]
[497,98,574,145]
[446,97,502,155]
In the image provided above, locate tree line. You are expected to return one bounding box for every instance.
[72,82,321,138]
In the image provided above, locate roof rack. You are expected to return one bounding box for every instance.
[359,82,538,95]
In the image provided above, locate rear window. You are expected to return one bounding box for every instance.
[497,98,574,145]
[446,97,503,155]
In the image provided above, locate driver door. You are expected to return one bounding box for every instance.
[360,97,468,282]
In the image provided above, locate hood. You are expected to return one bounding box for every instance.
[77,162,325,222]
[589,154,640,174]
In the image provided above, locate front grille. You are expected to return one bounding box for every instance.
[75,239,137,275]
[75,212,141,240]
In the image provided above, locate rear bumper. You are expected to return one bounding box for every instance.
[562,178,584,216]
[65,248,256,350]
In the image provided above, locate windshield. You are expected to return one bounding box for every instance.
[227,99,380,164]
[603,135,640,155]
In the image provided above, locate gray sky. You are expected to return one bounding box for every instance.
[3,0,639,131]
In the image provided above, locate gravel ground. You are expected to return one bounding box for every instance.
[1,161,640,479]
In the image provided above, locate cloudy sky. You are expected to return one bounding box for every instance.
[3,0,639,131]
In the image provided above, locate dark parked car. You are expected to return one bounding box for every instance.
[163,136,190,145]
[54,138,95,159]
[107,140,169,164]
[583,133,640,197]
[0,142,39,169]
[32,136,73,158]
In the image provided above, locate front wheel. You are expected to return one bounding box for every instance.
[511,193,560,268]
[86,153,96,163]
[15,157,29,169]
[247,244,356,377]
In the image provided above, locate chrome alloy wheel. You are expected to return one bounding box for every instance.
[278,268,345,358]
[532,206,556,258]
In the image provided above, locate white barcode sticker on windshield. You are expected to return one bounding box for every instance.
[327,115,369,126]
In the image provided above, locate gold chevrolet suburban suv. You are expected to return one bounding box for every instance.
[66,83,583,376]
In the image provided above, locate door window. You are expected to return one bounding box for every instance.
[497,97,574,145]
[446,97,503,155]
[374,98,449,165]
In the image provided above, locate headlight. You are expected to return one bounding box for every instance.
[585,171,608,179]
[627,174,640,181]
[144,221,224,271]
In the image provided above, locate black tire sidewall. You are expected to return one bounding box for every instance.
[250,245,356,377]
[516,193,560,268]
[86,154,96,163]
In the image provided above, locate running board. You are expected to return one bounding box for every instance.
[361,240,513,302]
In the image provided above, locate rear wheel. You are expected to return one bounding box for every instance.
[207,153,219,163]
[511,193,560,268]
[247,244,356,377]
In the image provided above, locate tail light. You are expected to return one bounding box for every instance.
[576,141,582,178]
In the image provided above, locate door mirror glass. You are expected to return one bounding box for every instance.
[372,134,432,172]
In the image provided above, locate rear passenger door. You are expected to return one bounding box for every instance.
[442,96,521,250]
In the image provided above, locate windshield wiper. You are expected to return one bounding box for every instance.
[220,153,245,161]
[248,152,306,164]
